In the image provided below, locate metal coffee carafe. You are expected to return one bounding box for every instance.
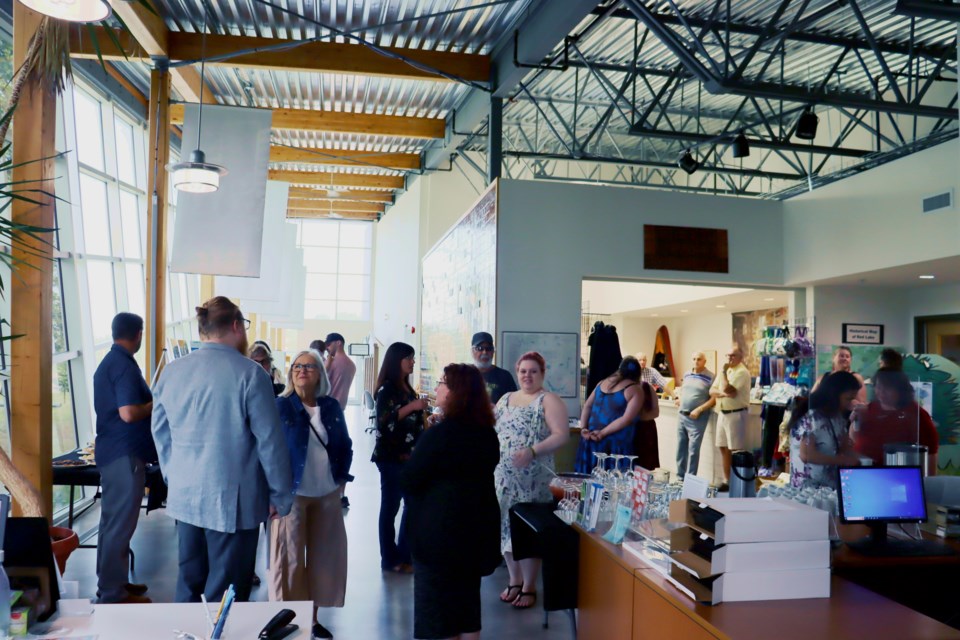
[883,443,929,476]
[730,450,757,498]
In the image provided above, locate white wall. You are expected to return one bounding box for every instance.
[372,178,423,356]
[497,179,784,412]
[783,140,960,285]
[809,285,910,349]
[418,163,485,260]
[615,312,734,378]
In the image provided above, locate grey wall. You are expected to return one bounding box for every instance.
[496,179,784,412]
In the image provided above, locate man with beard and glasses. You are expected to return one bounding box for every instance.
[471,332,517,405]
[152,296,292,603]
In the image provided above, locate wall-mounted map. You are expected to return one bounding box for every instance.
[501,331,580,398]
[420,182,498,391]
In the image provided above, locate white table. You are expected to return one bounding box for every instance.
[47,601,313,639]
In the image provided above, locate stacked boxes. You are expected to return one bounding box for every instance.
[667,497,831,604]
[935,505,960,538]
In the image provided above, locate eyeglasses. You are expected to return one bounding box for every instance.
[292,363,319,372]
[436,378,447,388]
[239,317,251,330]
[473,345,494,353]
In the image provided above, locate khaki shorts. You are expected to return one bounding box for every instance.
[715,410,747,449]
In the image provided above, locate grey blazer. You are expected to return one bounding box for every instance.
[152,342,293,532]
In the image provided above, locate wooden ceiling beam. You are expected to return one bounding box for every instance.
[269,170,404,190]
[288,199,384,213]
[270,146,420,170]
[287,210,378,221]
[72,20,215,104]
[288,187,393,203]
[168,31,490,82]
[169,104,444,139]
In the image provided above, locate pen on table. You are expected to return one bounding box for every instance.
[211,586,235,640]
[200,594,215,633]
[213,588,229,625]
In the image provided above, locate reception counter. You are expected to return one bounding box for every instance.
[577,527,960,640]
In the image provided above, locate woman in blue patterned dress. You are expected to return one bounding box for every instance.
[493,351,569,609]
[575,356,645,474]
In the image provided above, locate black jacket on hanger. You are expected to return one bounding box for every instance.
[586,322,622,399]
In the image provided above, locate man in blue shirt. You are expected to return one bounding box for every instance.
[93,312,154,604]
[152,296,292,603]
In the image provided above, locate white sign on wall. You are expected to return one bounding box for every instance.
[842,323,884,345]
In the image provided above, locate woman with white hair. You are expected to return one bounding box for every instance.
[270,348,354,640]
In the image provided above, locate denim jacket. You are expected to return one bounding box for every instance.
[277,393,354,494]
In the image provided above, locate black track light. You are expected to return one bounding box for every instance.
[795,107,819,141]
[677,149,699,175]
[732,132,750,159]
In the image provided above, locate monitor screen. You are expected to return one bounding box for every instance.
[838,466,927,524]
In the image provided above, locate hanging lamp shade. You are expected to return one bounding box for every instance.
[167,149,228,194]
[731,132,750,159]
[18,0,110,22]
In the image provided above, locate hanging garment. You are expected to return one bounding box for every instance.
[586,322,622,399]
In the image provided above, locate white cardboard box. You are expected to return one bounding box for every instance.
[670,564,831,605]
[670,497,829,544]
[670,526,831,578]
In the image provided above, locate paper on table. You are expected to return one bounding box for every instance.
[681,474,710,500]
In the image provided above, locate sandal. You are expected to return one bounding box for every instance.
[499,584,522,603]
[512,591,537,609]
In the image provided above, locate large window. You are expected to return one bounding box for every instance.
[298,220,373,321]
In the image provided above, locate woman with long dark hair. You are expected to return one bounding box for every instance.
[372,342,427,573]
[574,356,645,473]
[789,371,862,490]
[401,364,501,640]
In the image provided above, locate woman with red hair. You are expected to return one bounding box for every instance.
[401,364,501,640]
[493,351,569,609]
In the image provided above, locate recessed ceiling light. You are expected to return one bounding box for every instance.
[651,313,659,317]
[680,309,689,313]
[919,275,936,280]
[715,304,726,308]
[763,297,775,301]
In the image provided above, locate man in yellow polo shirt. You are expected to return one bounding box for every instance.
[710,345,752,491]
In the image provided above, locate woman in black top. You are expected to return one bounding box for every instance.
[401,364,501,640]
[372,342,427,573]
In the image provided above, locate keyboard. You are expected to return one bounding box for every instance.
[847,538,959,558]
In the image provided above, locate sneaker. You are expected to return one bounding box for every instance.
[312,622,334,639]
[124,582,149,596]
[341,496,350,509]
[717,483,730,493]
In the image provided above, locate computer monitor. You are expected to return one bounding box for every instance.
[837,466,955,557]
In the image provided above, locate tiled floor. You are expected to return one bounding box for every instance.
[63,406,575,639]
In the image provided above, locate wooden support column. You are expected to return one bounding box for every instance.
[145,66,171,381]
[200,275,215,301]
[10,6,56,518]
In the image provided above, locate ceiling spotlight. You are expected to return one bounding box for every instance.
[732,132,750,159]
[795,107,819,141]
[18,0,110,22]
[677,149,699,175]
[715,304,727,309]
[680,309,689,313]
[919,275,936,279]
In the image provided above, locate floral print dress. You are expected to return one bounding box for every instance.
[789,409,849,491]
[494,392,554,554]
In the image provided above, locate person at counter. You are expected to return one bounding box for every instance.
[675,352,716,480]
[814,346,867,406]
[710,346,751,491]
[788,371,862,490]
[493,351,568,609]
[574,356,645,474]
[636,352,667,392]
[852,368,938,475]
[471,331,517,404]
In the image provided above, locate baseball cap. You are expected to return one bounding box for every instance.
[471,331,494,348]
[325,332,346,345]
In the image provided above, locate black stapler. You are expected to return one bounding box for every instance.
[258,608,298,640]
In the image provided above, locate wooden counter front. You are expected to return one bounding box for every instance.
[577,529,960,640]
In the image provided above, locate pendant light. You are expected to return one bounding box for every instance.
[166,8,226,194]
[677,149,699,175]
[18,0,110,22]
[731,132,750,159]
[795,107,820,141]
